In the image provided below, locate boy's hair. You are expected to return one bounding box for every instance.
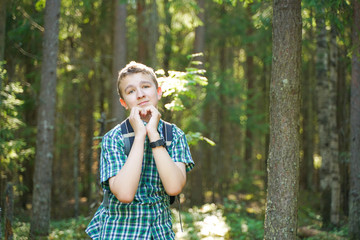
[117,61,158,98]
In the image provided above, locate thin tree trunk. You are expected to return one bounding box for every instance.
[328,26,340,226]
[316,7,340,227]
[73,81,80,218]
[111,0,127,126]
[190,0,205,206]
[194,0,205,67]
[163,0,172,74]
[264,0,302,239]
[0,0,6,91]
[244,5,254,174]
[137,0,147,64]
[30,0,61,237]
[349,1,360,238]
[148,0,158,68]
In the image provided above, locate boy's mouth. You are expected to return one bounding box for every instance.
[138,100,149,106]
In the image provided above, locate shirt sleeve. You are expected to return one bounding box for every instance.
[99,129,127,189]
[169,126,195,172]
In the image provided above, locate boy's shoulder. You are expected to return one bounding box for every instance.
[160,119,185,139]
[102,123,123,141]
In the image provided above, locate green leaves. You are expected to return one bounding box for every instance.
[157,55,208,112]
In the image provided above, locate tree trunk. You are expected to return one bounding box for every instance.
[194,0,205,67]
[111,0,127,126]
[0,0,6,90]
[163,0,172,74]
[189,0,206,206]
[244,5,255,174]
[301,9,315,191]
[264,0,302,239]
[328,26,340,226]
[148,0,158,68]
[315,7,340,227]
[73,81,80,218]
[30,0,60,237]
[136,0,148,64]
[349,1,360,238]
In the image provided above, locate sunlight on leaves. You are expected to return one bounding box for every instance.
[173,203,230,239]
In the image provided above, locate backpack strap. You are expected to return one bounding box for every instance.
[120,118,134,156]
[162,120,173,149]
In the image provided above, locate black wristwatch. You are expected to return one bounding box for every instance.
[149,138,166,148]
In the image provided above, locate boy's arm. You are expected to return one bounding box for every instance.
[108,107,147,203]
[144,105,187,195]
[150,143,187,196]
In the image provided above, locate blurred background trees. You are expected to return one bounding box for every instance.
[0,0,357,238]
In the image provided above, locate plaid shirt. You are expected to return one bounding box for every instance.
[86,120,194,239]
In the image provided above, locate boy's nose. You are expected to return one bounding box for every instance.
[137,88,145,98]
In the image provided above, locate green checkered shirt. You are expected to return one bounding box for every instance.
[86,120,194,239]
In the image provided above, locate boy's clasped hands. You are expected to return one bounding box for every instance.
[129,105,161,140]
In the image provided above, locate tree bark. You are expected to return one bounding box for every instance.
[148,0,158,68]
[264,0,302,239]
[244,5,255,174]
[190,0,206,206]
[0,0,6,91]
[136,0,148,64]
[111,0,127,126]
[30,0,60,237]
[328,26,340,226]
[163,0,172,74]
[349,1,360,238]
[315,6,340,227]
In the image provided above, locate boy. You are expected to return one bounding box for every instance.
[86,61,194,239]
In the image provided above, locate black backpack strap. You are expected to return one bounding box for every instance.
[162,121,173,149]
[120,118,135,156]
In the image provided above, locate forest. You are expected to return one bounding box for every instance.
[0,0,360,239]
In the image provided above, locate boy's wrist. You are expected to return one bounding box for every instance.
[148,131,160,142]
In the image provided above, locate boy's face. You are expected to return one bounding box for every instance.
[119,73,162,110]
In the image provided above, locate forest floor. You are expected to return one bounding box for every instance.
[8,189,349,239]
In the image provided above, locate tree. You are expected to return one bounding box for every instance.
[30,0,61,237]
[111,0,127,126]
[264,0,302,239]
[349,0,360,238]
[315,4,340,227]
[136,0,148,63]
[0,0,6,91]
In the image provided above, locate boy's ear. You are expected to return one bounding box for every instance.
[157,87,162,100]
[120,98,128,109]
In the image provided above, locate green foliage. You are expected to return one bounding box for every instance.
[0,66,35,184]
[12,216,90,239]
[158,54,207,112]
[224,199,264,239]
[158,54,213,146]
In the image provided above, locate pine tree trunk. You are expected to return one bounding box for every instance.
[30,0,60,237]
[137,0,148,64]
[111,0,127,126]
[315,7,340,227]
[329,26,340,226]
[148,0,158,68]
[244,5,255,174]
[190,0,206,206]
[264,0,302,239]
[163,0,172,74]
[0,0,6,90]
[349,1,360,238]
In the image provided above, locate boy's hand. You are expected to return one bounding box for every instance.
[139,106,161,141]
[129,107,147,138]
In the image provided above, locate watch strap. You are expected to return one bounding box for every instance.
[150,138,166,148]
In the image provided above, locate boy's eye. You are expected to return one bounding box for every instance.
[127,89,135,94]
[142,84,150,88]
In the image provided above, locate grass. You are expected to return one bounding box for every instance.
[8,189,349,239]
